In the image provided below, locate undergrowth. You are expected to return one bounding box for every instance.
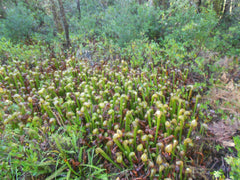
[0,49,210,179]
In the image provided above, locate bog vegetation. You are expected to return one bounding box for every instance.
[0,0,239,179]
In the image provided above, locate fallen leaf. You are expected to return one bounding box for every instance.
[222,141,235,147]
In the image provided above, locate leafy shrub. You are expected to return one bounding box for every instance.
[162,0,218,49]
[225,136,240,179]
[68,0,109,39]
[208,21,240,55]
[73,0,163,46]
[102,1,161,46]
[4,3,38,42]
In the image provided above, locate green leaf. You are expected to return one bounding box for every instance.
[45,165,67,180]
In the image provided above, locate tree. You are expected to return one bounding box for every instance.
[77,0,81,20]
[49,0,64,34]
[50,0,71,49]
[57,0,71,48]
[152,0,170,9]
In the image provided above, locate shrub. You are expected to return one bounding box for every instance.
[102,1,162,46]
[72,0,163,46]
[225,136,240,179]
[162,0,218,49]
[4,3,38,42]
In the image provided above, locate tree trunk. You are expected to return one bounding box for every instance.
[197,0,202,13]
[136,0,148,5]
[57,0,71,49]
[221,0,231,18]
[13,0,18,6]
[77,0,81,20]
[229,0,232,14]
[153,0,169,9]
[213,0,225,16]
[0,0,6,18]
[50,0,64,34]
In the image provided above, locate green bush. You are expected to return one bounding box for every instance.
[3,3,38,42]
[67,0,108,38]
[225,136,240,179]
[72,0,163,46]
[162,0,218,49]
[208,21,240,55]
[102,1,161,46]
